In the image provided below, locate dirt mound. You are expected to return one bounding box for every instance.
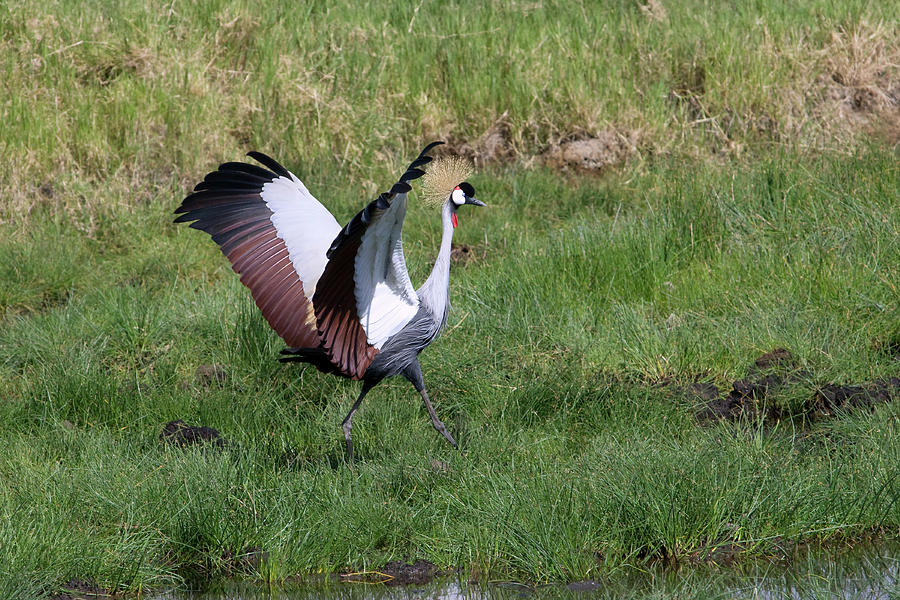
[542,129,635,173]
[812,23,900,145]
[442,122,637,173]
[696,348,804,423]
[479,118,514,164]
[160,419,226,448]
[676,382,720,402]
[442,114,514,167]
[753,348,795,370]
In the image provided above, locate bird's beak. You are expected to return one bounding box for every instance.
[466,197,486,207]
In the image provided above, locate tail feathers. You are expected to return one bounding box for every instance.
[279,347,348,377]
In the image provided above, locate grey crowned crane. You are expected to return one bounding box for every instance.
[174,142,484,460]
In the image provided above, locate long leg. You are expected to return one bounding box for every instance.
[403,360,458,448]
[342,379,377,462]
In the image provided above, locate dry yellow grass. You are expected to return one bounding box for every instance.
[1,2,898,227]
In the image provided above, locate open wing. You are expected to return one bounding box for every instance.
[313,142,443,379]
[174,152,341,348]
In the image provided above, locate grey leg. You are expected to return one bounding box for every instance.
[404,360,458,448]
[342,380,376,463]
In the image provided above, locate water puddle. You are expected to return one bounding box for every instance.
[151,544,900,600]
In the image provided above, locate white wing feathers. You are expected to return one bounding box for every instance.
[353,194,420,349]
[262,174,341,298]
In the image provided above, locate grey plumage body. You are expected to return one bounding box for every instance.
[365,200,455,383]
[365,305,442,381]
[339,199,461,459]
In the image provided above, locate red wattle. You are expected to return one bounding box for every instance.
[451,213,458,228]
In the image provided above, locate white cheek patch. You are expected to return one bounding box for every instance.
[451,187,465,206]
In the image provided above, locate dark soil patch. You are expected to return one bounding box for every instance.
[694,348,900,425]
[450,243,487,265]
[38,182,55,199]
[50,579,111,600]
[160,419,226,448]
[695,348,805,424]
[816,379,900,415]
[684,381,720,401]
[380,559,440,585]
[753,347,795,370]
[194,363,227,386]
[657,379,718,407]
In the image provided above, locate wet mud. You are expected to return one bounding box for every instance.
[341,560,440,586]
[380,560,440,586]
[50,579,111,600]
[160,419,226,448]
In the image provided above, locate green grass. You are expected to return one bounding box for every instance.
[2,151,899,596]
[2,0,900,597]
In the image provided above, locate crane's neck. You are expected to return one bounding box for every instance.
[417,200,456,328]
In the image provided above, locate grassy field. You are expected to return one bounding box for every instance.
[2,0,900,597]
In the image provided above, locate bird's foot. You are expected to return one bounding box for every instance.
[432,419,458,449]
[343,422,355,464]
[344,438,355,465]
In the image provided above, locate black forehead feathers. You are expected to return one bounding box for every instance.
[458,181,475,197]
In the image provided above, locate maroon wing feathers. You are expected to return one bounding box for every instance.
[174,154,319,348]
